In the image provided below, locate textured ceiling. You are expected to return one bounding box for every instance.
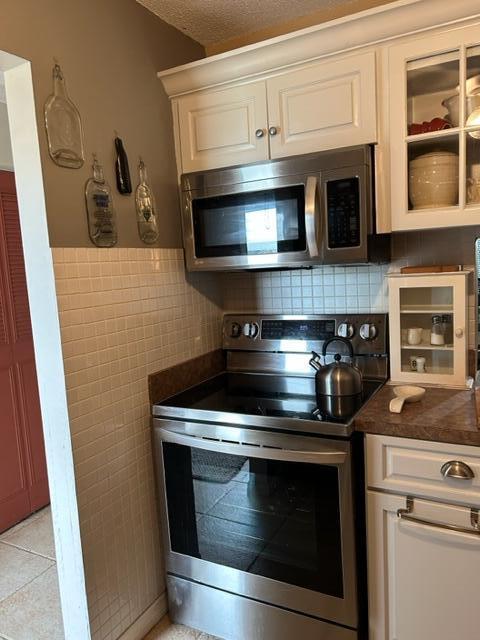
[137,0,370,46]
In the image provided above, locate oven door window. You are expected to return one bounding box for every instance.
[163,442,344,598]
[191,185,306,258]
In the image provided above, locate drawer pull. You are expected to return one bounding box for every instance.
[440,460,474,480]
[397,496,480,535]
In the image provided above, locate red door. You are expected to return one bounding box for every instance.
[0,170,49,533]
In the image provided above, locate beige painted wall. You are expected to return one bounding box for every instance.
[206,0,398,55]
[1,0,204,248]
[0,101,14,171]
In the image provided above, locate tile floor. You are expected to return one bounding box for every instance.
[0,507,64,640]
[144,615,220,640]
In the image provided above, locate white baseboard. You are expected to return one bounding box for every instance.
[117,592,168,640]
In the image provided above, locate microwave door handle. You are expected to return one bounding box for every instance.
[305,176,320,258]
[157,425,346,466]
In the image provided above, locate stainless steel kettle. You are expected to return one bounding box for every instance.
[309,337,363,397]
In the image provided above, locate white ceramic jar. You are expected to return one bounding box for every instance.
[409,151,458,209]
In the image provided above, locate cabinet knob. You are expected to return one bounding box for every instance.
[268,126,278,136]
[440,460,474,480]
[455,327,464,338]
[255,128,265,138]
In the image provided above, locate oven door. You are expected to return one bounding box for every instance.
[181,175,321,271]
[153,420,359,629]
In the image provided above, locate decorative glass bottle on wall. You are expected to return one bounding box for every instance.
[135,158,159,244]
[85,154,118,247]
[114,134,132,194]
[44,62,85,168]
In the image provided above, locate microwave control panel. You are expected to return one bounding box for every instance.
[326,177,361,249]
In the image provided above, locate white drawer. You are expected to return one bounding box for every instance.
[366,434,480,507]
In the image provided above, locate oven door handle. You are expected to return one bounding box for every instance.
[157,424,346,466]
[305,176,320,258]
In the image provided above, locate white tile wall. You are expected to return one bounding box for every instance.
[221,264,390,314]
[52,247,222,640]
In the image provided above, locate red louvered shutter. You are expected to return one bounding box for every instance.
[0,170,49,533]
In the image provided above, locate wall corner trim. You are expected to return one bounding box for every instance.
[117,593,168,640]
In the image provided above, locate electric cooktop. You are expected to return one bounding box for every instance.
[153,372,384,436]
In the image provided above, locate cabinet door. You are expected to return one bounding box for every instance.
[388,272,467,387]
[177,81,269,173]
[388,23,480,230]
[368,490,480,640]
[266,51,377,159]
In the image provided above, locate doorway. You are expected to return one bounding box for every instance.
[0,52,90,639]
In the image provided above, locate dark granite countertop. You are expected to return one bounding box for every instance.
[149,349,225,405]
[149,350,480,447]
[355,385,480,446]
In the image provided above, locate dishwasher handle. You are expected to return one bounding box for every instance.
[156,423,346,466]
[397,496,480,536]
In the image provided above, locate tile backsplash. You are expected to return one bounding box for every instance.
[221,227,479,351]
[221,264,390,314]
[52,247,222,640]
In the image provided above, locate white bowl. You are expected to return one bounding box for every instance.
[389,385,426,413]
[442,93,480,127]
[393,385,426,402]
[410,151,457,168]
[409,151,458,209]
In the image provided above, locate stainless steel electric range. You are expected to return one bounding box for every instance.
[152,314,388,640]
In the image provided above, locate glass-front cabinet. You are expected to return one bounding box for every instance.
[389,24,480,230]
[388,272,468,387]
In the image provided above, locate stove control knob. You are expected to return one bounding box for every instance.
[337,322,355,339]
[243,322,259,339]
[230,322,242,338]
[360,323,378,341]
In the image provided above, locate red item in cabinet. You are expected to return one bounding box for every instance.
[408,118,451,135]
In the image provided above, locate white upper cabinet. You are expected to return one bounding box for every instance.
[388,23,480,231]
[267,51,377,159]
[174,52,377,174]
[176,81,269,173]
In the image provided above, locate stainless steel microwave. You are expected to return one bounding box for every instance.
[180,145,389,272]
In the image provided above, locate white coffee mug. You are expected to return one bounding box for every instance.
[407,327,423,345]
[416,356,426,373]
[410,355,426,373]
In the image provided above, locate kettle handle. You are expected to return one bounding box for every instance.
[322,336,354,359]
